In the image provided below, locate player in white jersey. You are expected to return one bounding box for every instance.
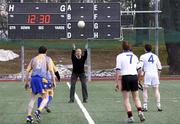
[139,44,162,112]
[115,41,145,123]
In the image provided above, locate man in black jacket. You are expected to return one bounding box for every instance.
[68,44,88,103]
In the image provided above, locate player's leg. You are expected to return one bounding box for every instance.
[132,91,145,122]
[33,76,49,122]
[153,85,162,111]
[26,76,39,123]
[122,91,134,123]
[45,90,54,113]
[131,75,145,122]
[34,93,49,122]
[69,73,78,103]
[142,73,151,111]
[121,76,134,122]
[37,78,50,109]
[142,86,148,111]
[79,73,88,103]
[152,75,162,111]
[37,96,43,108]
[26,93,36,123]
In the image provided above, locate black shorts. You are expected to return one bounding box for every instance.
[121,75,138,92]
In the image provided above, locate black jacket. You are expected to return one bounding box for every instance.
[71,49,87,74]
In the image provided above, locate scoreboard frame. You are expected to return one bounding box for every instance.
[8,3,122,40]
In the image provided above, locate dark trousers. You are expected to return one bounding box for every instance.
[70,73,88,101]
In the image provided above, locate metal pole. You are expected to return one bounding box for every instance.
[21,45,25,83]
[20,0,24,83]
[121,10,162,14]
[155,0,159,55]
[87,40,91,82]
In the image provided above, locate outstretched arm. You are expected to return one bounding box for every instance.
[71,43,76,59]
[83,49,87,60]
[48,59,56,88]
[25,60,32,90]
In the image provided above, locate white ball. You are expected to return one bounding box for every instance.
[77,20,85,28]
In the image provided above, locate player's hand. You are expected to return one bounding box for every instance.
[115,83,121,92]
[138,81,143,91]
[85,43,88,49]
[24,84,29,90]
[53,83,57,89]
[72,43,76,49]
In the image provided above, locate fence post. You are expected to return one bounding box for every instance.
[155,0,159,55]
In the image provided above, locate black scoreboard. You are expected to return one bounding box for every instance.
[8,3,121,39]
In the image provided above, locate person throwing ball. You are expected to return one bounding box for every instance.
[68,43,88,103]
[115,41,145,123]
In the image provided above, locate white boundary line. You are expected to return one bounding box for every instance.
[66,82,95,124]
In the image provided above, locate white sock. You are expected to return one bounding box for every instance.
[157,102,161,109]
[143,102,148,109]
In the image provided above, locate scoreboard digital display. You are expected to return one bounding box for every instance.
[8,3,121,39]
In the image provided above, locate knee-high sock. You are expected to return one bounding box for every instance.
[37,97,43,108]
[38,95,48,112]
[46,96,53,107]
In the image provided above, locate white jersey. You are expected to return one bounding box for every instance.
[116,51,140,76]
[140,52,162,74]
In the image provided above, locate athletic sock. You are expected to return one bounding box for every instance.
[37,97,43,108]
[127,111,133,118]
[143,102,148,109]
[46,96,53,107]
[156,102,161,109]
[27,114,32,117]
[137,107,142,112]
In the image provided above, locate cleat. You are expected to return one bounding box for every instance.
[68,100,74,103]
[138,111,145,122]
[142,108,148,112]
[34,110,41,123]
[26,116,33,124]
[45,106,51,113]
[142,104,148,112]
[158,108,163,112]
[127,117,135,123]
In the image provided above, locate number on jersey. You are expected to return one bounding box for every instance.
[148,55,154,63]
[126,54,133,64]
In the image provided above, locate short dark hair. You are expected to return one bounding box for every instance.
[144,44,152,52]
[122,41,131,51]
[38,46,47,54]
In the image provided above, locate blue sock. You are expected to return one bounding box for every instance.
[46,96,53,107]
[37,97,42,108]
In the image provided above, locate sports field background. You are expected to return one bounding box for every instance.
[0,80,179,124]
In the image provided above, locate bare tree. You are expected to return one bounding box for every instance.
[161,0,180,74]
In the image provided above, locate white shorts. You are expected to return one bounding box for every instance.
[144,73,160,87]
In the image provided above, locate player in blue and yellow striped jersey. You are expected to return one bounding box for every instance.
[37,61,60,113]
[24,46,56,124]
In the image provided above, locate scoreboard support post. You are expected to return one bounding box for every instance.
[20,0,25,84]
[21,45,25,83]
[87,40,92,82]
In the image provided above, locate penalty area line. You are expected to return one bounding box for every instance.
[66,82,95,124]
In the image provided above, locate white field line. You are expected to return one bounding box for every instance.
[66,82,95,124]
